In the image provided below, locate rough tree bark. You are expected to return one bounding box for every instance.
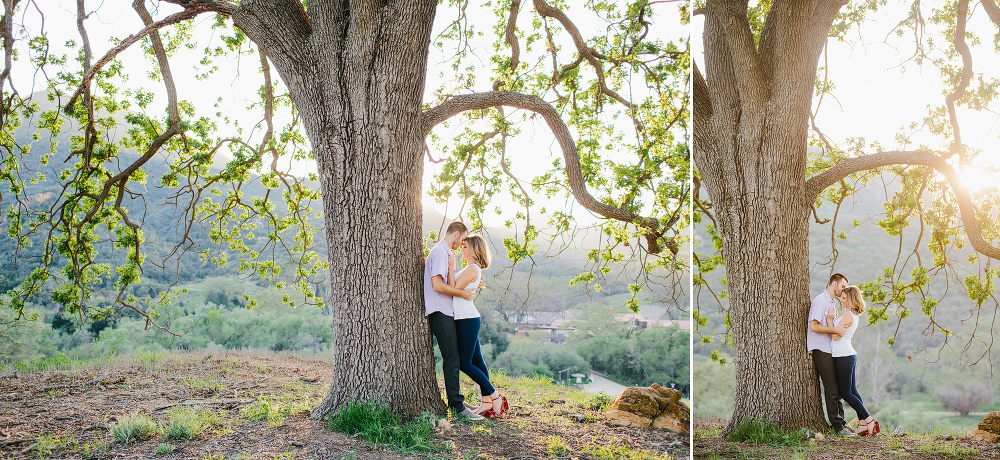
[226,0,446,418]
[694,0,1000,431]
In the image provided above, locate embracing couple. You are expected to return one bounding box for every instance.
[808,273,881,437]
[423,221,509,420]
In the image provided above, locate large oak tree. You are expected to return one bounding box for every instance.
[694,0,1000,431]
[0,0,687,419]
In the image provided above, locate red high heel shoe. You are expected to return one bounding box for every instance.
[869,419,881,436]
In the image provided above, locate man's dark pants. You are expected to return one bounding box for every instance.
[428,312,464,411]
[812,349,844,431]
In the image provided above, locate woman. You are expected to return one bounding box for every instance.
[829,286,880,436]
[448,234,508,417]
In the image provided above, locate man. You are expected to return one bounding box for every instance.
[808,273,851,435]
[424,221,483,420]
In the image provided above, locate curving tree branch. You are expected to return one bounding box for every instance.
[493,0,521,91]
[805,150,1000,260]
[421,90,676,255]
[945,0,973,160]
[64,1,228,113]
[531,0,637,110]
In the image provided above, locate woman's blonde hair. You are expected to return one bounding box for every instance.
[465,234,492,269]
[843,286,866,315]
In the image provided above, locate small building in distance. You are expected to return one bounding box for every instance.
[614,312,690,330]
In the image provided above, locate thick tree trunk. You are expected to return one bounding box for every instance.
[697,106,829,431]
[694,0,850,432]
[235,1,446,420]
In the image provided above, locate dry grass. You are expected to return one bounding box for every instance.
[2,351,689,459]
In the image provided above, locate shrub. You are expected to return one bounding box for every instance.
[112,412,158,444]
[327,400,443,453]
[725,417,806,447]
[586,392,615,411]
[936,382,991,416]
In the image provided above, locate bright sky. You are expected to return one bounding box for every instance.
[691,1,1000,191]
[13,1,687,231]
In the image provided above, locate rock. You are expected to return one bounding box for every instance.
[436,419,451,430]
[978,411,1000,434]
[605,409,652,428]
[614,387,669,418]
[651,401,690,434]
[650,383,683,403]
[548,399,566,404]
[814,433,825,441]
[566,412,585,423]
[970,430,999,443]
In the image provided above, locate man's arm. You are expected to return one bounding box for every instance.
[831,314,853,341]
[432,275,474,301]
[810,319,846,336]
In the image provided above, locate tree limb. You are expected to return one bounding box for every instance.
[64,1,226,113]
[693,61,712,124]
[983,0,1000,29]
[945,0,972,160]
[706,0,768,106]
[531,0,637,110]
[421,91,675,254]
[805,150,1000,260]
[493,0,521,91]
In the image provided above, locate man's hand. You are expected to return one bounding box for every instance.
[457,289,474,301]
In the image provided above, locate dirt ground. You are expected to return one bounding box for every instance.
[694,418,1000,460]
[0,352,689,459]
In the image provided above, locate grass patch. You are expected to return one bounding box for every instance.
[915,442,979,460]
[239,392,313,427]
[41,388,69,399]
[579,443,674,460]
[11,353,77,373]
[180,375,225,393]
[112,412,158,445]
[545,435,571,456]
[725,417,806,447]
[586,392,615,411]
[31,433,74,458]
[155,442,176,455]
[695,422,724,439]
[327,399,445,453]
[161,407,208,440]
[81,436,110,458]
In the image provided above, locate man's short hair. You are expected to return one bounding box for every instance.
[828,273,848,286]
[445,221,468,237]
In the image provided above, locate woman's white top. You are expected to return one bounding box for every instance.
[451,263,481,320]
[831,311,859,357]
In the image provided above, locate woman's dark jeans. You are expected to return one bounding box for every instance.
[834,354,870,420]
[455,317,495,396]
